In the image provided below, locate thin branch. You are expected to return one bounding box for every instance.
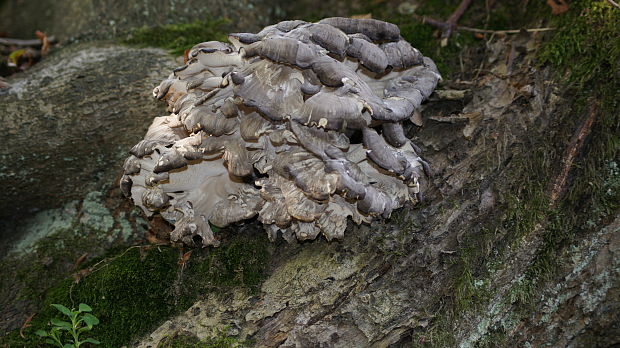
[548,100,598,204]
[456,26,556,35]
[411,0,472,46]
[413,13,555,36]
[445,0,473,38]
[608,0,620,10]
[0,36,57,47]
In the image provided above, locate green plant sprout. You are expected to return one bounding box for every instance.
[35,303,101,347]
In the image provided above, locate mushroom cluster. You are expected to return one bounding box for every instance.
[120,17,441,246]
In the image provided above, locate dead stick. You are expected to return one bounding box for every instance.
[608,0,620,10]
[444,0,474,38]
[414,14,554,35]
[457,26,555,34]
[549,100,598,204]
[0,36,57,47]
[411,0,472,46]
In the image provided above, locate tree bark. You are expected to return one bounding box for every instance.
[136,34,619,347]
[0,43,177,221]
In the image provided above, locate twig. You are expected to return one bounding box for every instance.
[456,26,556,34]
[444,0,473,39]
[548,100,598,204]
[413,0,472,46]
[0,36,57,47]
[413,13,555,36]
[608,0,620,10]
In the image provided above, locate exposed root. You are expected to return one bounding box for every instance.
[548,100,598,204]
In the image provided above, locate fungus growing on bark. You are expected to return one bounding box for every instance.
[121,18,441,246]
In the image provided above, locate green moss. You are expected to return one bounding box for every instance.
[28,246,179,347]
[539,1,620,88]
[403,1,619,344]
[507,0,620,309]
[3,230,270,348]
[158,329,246,348]
[124,18,230,55]
[187,235,271,294]
[408,300,458,348]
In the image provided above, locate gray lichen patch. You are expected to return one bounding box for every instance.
[9,201,79,254]
[79,191,115,233]
[0,186,150,335]
[458,216,620,348]
[4,189,147,257]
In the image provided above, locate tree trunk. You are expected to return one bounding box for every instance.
[1,4,617,348]
[136,33,619,347]
[0,42,177,222]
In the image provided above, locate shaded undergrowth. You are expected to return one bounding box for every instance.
[405,0,619,346]
[1,230,270,348]
[123,17,230,55]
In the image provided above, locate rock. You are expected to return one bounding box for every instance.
[0,0,279,40]
[0,42,177,221]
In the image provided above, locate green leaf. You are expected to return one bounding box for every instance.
[8,49,25,66]
[35,330,49,337]
[44,338,56,345]
[50,318,72,329]
[63,344,75,348]
[82,313,100,327]
[51,304,73,317]
[83,338,101,345]
[78,303,92,312]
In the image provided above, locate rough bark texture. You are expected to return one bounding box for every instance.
[0,0,279,40]
[134,34,619,347]
[0,5,617,348]
[0,43,177,222]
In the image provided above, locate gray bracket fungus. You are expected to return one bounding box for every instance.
[120,17,441,247]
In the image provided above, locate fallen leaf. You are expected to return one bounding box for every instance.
[8,48,36,70]
[184,49,190,64]
[146,230,169,245]
[19,313,35,338]
[73,252,89,270]
[546,0,569,14]
[7,49,26,67]
[72,268,92,283]
[35,30,50,56]
[178,250,193,269]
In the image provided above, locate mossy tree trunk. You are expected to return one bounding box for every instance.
[1,1,618,348]
[139,19,619,348]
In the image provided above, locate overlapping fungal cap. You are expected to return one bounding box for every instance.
[121,18,441,246]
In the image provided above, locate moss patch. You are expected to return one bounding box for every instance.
[157,329,246,348]
[402,1,619,345]
[507,0,620,309]
[2,229,270,348]
[124,18,230,55]
[187,235,271,295]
